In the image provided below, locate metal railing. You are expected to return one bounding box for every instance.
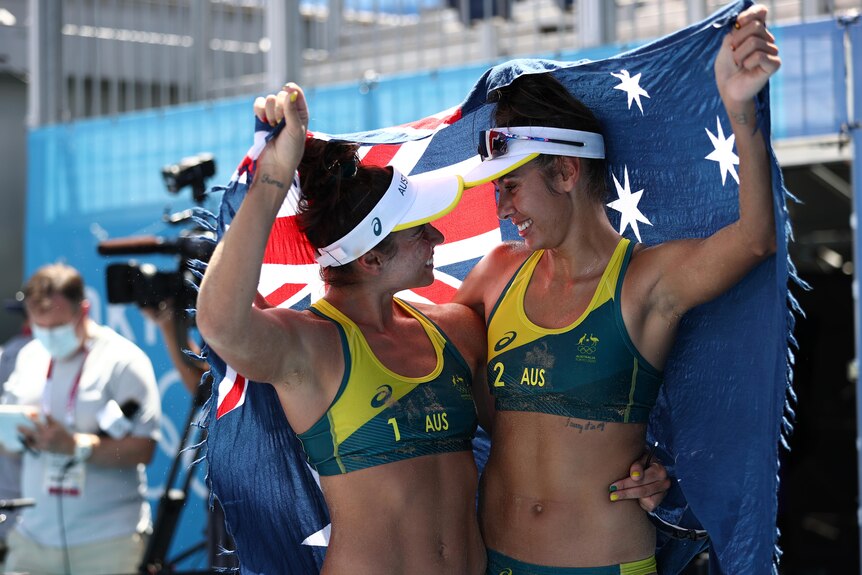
[13,0,859,125]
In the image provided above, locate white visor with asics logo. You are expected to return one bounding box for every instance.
[315,167,464,267]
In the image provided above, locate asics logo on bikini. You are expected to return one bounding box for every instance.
[370,384,393,407]
[494,331,517,352]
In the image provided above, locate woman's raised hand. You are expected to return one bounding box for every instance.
[714,4,781,106]
[253,82,309,183]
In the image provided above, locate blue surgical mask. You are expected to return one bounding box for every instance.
[32,322,83,359]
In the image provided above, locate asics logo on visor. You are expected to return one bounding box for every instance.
[478,129,587,161]
[372,217,382,236]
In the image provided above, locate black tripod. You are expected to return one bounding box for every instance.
[139,379,218,575]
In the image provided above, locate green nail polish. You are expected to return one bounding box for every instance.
[609,485,618,492]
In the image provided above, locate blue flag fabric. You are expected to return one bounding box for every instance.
[203,1,795,573]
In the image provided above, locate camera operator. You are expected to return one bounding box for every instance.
[0,263,161,575]
[140,299,207,397]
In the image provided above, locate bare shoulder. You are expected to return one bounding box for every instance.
[267,304,332,334]
[413,301,483,333]
[455,241,531,313]
[257,305,342,379]
[482,241,532,271]
[412,301,486,362]
[624,238,704,317]
[627,238,700,278]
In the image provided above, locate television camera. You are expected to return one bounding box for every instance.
[98,234,215,316]
[97,154,217,320]
[162,153,216,204]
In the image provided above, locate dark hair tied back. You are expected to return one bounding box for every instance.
[296,139,396,286]
[326,152,359,180]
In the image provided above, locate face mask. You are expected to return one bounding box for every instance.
[32,322,82,359]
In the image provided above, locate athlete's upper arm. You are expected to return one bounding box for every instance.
[634,225,773,323]
[207,306,323,386]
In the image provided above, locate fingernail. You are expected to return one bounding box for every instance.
[734,21,741,30]
[289,91,298,103]
[609,485,618,493]
[631,471,641,478]
[610,493,619,502]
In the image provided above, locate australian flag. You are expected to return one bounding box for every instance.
[203,1,794,573]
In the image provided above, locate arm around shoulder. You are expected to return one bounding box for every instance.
[427,302,494,432]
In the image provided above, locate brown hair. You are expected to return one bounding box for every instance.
[24,263,85,312]
[490,73,608,202]
[296,139,398,286]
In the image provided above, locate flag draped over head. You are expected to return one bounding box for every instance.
[203,1,795,573]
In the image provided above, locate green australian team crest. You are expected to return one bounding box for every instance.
[451,374,472,400]
[576,333,599,363]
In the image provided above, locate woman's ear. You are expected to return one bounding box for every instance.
[557,157,581,193]
[355,250,385,275]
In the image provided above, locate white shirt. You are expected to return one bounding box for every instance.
[1,323,161,547]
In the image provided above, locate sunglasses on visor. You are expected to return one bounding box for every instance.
[477,129,587,161]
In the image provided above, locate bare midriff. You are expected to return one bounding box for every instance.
[320,450,485,575]
[479,411,655,567]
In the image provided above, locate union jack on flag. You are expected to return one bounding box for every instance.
[204,2,795,573]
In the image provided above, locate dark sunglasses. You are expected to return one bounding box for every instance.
[477,129,587,161]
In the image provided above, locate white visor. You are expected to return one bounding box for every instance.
[463,126,605,187]
[315,167,464,267]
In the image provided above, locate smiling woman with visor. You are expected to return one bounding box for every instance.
[453,4,781,574]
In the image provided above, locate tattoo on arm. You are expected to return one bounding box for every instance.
[731,112,749,125]
[259,173,286,189]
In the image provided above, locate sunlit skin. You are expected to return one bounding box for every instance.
[453,4,779,568]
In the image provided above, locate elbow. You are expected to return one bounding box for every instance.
[195,284,229,349]
[750,230,777,260]
[194,299,218,346]
[739,219,776,261]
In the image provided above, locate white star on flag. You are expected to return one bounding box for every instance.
[608,165,652,243]
[705,116,739,185]
[610,70,650,114]
[301,464,331,547]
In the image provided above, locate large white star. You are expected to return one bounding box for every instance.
[610,70,650,114]
[608,166,652,243]
[704,116,739,185]
[300,464,331,548]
